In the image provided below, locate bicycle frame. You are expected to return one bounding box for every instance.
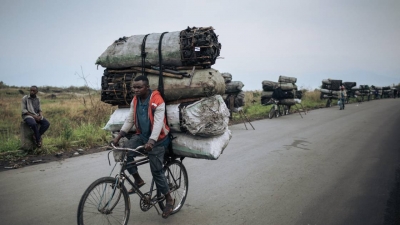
[105,145,183,214]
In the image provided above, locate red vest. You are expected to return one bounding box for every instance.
[132,90,170,141]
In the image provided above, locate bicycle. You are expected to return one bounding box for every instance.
[77,144,189,225]
[267,98,288,119]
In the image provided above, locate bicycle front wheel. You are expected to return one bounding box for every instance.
[159,161,189,214]
[77,177,130,225]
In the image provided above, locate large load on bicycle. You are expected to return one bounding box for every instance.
[320,78,342,99]
[98,26,231,160]
[341,81,357,101]
[221,72,246,111]
[319,78,343,107]
[261,75,299,106]
[352,85,371,101]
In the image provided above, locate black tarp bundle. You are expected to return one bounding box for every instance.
[96,26,221,69]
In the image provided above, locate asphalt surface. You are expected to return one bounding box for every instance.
[1,98,400,225]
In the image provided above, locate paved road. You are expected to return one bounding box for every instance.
[1,99,400,225]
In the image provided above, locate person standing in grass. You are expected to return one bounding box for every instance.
[21,86,50,148]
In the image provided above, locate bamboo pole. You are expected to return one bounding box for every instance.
[131,67,183,79]
[107,68,183,79]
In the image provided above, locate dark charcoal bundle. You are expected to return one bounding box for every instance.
[221,73,232,83]
[224,91,245,108]
[322,79,342,90]
[343,82,356,90]
[225,81,244,94]
[354,85,371,97]
[221,72,246,109]
[101,68,226,106]
[343,82,357,97]
[262,80,278,91]
[278,75,297,84]
[180,27,221,66]
[296,90,303,99]
[96,26,221,69]
[261,76,298,106]
[320,79,343,100]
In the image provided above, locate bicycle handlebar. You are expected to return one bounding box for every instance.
[110,143,145,152]
[107,144,147,166]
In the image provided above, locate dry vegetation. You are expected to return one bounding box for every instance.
[0,86,115,156]
[0,83,363,158]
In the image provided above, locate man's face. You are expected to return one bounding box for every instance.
[29,87,38,97]
[132,80,149,98]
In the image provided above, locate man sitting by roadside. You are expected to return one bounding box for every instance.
[21,85,50,148]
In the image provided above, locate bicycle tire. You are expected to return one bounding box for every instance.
[278,105,285,116]
[77,177,130,225]
[268,107,275,119]
[326,99,331,108]
[158,161,189,215]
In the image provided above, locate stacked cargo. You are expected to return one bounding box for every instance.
[320,79,343,100]
[352,85,371,101]
[261,75,298,105]
[342,82,357,98]
[382,86,391,98]
[221,72,245,110]
[371,85,383,99]
[99,27,231,160]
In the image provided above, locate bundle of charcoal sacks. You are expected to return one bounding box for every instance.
[261,75,298,105]
[99,27,231,160]
[319,79,343,100]
[221,72,245,111]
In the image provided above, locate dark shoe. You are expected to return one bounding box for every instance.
[162,199,175,219]
[128,181,145,194]
[37,137,42,148]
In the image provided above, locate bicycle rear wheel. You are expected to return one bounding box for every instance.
[277,105,285,117]
[158,161,189,214]
[268,107,275,119]
[77,177,130,225]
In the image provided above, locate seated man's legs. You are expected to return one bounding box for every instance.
[24,117,40,143]
[38,118,50,136]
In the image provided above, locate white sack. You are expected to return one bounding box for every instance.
[104,95,229,137]
[103,108,136,132]
[180,95,230,136]
[171,128,232,160]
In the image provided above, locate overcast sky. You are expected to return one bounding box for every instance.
[0,0,399,91]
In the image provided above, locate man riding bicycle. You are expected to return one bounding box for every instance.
[112,75,174,218]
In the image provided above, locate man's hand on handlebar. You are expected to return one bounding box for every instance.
[110,139,119,147]
[144,139,155,152]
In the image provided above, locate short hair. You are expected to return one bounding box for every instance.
[133,75,149,85]
[31,85,38,91]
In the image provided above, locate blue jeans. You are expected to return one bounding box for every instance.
[24,117,50,142]
[340,98,345,110]
[123,135,170,195]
